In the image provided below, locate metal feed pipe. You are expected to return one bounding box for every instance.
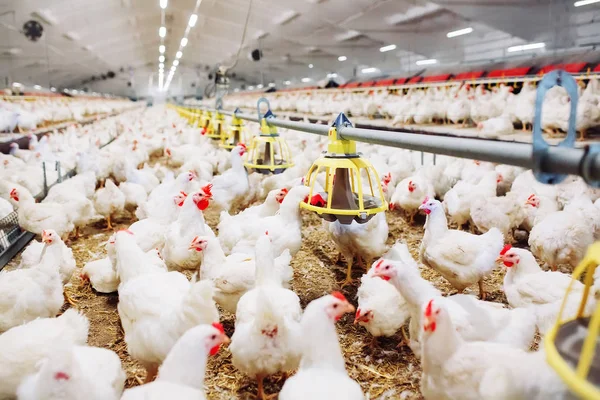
[186,71,600,187]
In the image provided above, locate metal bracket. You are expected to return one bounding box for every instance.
[215,98,223,110]
[532,70,578,185]
[256,97,272,120]
[332,112,353,140]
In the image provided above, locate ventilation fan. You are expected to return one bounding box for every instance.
[107,71,115,78]
[22,20,44,42]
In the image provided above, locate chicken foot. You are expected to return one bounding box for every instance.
[337,256,355,288]
[256,375,277,400]
[64,291,77,307]
[397,326,410,349]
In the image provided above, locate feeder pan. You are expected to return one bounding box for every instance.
[545,241,600,399]
[244,98,294,174]
[220,108,247,150]
[300,113,387,225]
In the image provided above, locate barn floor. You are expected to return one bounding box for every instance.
[5,195,513,400]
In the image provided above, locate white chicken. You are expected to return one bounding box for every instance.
[93,179,125,230]
[16,344,126,400]
[190,235,293,314]
[162,186,214,271]
[278,292,364,400]
[470,192,523,239]
[390,176,435,223]
[443,170,500,227]
[115,231,219,382]
[230,234,302,399]
[210,144,249,211]
[9,187,74,239]
[370,253,536,357]
[354,242,413,348]
[120,323,229,400]
[0,309,89,399]
[19,229,76,284]
[420,198,503,299]
[419,297,566,400]
[217,188,287,255]
[0,231,64,332]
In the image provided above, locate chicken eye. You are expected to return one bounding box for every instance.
[211,334,216,340]
[333,304,338,309]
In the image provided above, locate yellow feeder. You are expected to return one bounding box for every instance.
[220,108,247,150]
[206,110,225,140]
[200,110,213,137]
[244,99,294,174]
[545,242,600,399]
[300,113,387,225]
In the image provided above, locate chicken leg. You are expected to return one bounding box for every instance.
[478,279,487,301]
[106,214,113,230]
[64,292,77,306]
[397,326,410,348]
[256,375,276,400]
[337,255,355,288]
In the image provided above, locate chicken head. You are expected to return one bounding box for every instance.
[325,291,355,321]
[188,235,209,252]
[497,244,519,267]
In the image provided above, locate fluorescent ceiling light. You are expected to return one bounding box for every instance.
[50,87,56,92]
[63,31,80,41]
[34,85,42,89]
[379,44,396,52]
[338,55,347,61]
[416,58,437,65]
[308,64,314,68]
[335,30,360,42]
[327,73,338,78]
[12,82,22,87]
[284,80,291,85]
[574,0,600,5]
[248,86,254,90]
[159,45,165,53]
[160,0,168,9]
[32,9,58,26]
[176,51,182,58]
[446,27,473,38]
[507,42,545,52]
[188,14,198,27]
[234,88,240,92]
[180,38,188,47]
[171,66,176,71]
[361,67,378,74]
[159,62,164,68]
[159,55,165,62]
[257,84,264,88]
[173,60,179,66]
[274,10,299,25]
[7,48,22,55]
[306,46,318,52]
[301,77,311,82]
[268,82,275,87]
[159,26,166,37]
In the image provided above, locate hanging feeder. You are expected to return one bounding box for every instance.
[545,242,600,399]
[220,108,247,150]
[300,113,387,225]
[192,108,203,128]
[207,110,225,140]
[200,110,214,137]
[244,98,294,174]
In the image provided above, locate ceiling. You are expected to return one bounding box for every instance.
[0,0,599,97]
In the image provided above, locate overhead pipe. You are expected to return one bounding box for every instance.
[185,71,600,186]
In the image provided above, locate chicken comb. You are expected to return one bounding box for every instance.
[265,230,269,236]
[421,196,429,205]
[527,194,536,200]
[499,244,512,256]
[9,188,16,196]
[180,191,188,197]
[54,372,70,381]
[212,322,225,334]
[424,299,435,317]
[201,184,213,197]
[238,143,247,150]
[331,291,347,302]
[374,259,384,270]
[280,188,288,194]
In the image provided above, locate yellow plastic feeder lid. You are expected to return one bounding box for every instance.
[300,113,387,225]
[545,241,600,399]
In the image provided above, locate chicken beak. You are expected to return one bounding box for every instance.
[344,302,355,315]
[496,255,503,263]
